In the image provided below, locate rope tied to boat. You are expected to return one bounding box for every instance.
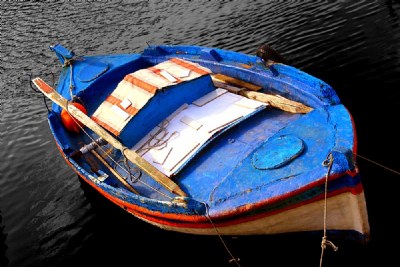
[62,54,83,101]
[321,236,338,251]
[120,147,142,184]
[200,202,241,267]
[61,56,75,100]
[319,152,338,267]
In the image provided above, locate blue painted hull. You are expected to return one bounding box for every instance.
[44,44,369,242]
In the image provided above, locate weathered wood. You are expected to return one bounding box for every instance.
[212,73,262,91]
[32,78,187,197]
[211,75,313,114]
[91,150,140,195]
[240,91,313,114]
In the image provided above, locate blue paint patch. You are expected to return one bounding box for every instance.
[252,135,304,170]
[78,59,109,82]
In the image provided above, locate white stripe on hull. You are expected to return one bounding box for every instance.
[132,191,370,237]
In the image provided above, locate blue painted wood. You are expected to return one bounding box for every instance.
[43,43,367,241]
[49,44,74,65]
[51,44,357,206]
[252,135,304,170]
[121,75,215,148]
[77,59,109,82]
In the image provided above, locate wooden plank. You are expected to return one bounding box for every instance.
[180,115,203,130]
[91,150,140,195]
[240,90,313,114]
[212,74,313,114]
[192,88,227,106]
[211,73,262,91]
[32,77,187,197]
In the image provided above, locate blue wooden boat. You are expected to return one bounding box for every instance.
[32,43,370,243]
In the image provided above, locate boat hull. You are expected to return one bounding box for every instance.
[38,44,370,243]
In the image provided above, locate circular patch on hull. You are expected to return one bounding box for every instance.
[252,135,304,170]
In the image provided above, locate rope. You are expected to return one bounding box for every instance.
[201,202,241,267]
[60,57,171,197]
[65,101,174,200]
[29,73,50,113]
[319,153,338,267]
[136,120,179,156]
[356,153,400,175]
[62,57,75,100]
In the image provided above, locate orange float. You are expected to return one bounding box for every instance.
[60,102,87,133]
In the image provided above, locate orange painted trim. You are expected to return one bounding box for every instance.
[91,116,120,136]
[124,74,158,94]
[148,67,183,83]
[170,58,210,75]
[34,78,54,94]
[111,183,365,230]
[52,134,364,230]
[105,95,138,116]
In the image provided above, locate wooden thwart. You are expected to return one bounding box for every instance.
[32,78,187,197]
[211,74,313,114]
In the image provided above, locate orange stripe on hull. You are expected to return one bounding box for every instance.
[54,137,365,231]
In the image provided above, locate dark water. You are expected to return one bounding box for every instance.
[1,1,399,266]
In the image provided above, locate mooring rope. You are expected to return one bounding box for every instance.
[356,153,400,175]
[201,202,241,267]
[319,153,339,267]
[60,56,76,100]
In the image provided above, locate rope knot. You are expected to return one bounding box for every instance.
[322,152,333,167]
[321,236,338,251]
[228,258,240,264]
[63,58,73,67]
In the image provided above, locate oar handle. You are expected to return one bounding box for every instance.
[32,78,187,197]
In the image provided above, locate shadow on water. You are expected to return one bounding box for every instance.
[0,210,9,267]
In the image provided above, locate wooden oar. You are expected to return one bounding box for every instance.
[90,150,140,195]
[71,138,140,195]
[32,77,187,197]
[211,74,313,114]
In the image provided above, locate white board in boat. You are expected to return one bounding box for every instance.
[132,89,267,177]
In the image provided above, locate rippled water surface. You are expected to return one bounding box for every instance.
[1,1,399,266]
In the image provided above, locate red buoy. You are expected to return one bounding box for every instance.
[60,102,87,133]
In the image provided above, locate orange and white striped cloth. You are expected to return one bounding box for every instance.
[91,58,211,136]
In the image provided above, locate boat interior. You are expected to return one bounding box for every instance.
[47,47,358,213]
